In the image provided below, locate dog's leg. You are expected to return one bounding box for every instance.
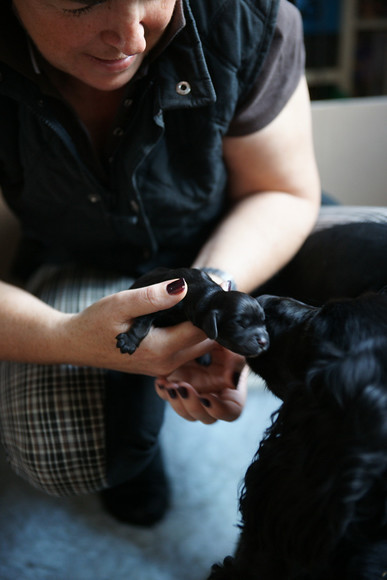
[116,314,156,355]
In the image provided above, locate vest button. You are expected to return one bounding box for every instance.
[113,127,124,137]
[176,81,191,96]
[88,193,101,203]
[130,200,140,214]
[124,98,133,108]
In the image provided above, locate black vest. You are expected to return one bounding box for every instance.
[0,0,279,277]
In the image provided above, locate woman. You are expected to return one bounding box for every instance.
[0,0,320,525]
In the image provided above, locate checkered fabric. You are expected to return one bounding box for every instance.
[0,265,134,497]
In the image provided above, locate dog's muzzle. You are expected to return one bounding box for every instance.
[248,327,270,357]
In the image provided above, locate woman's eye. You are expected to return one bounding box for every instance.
[63,5,93,15]
[62,0,105,16]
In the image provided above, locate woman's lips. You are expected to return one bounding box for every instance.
[88,53,138,72]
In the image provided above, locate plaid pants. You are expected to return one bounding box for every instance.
[1,206,387,496]
[0,266,135,496]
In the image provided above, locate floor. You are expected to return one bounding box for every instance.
[0,374,279,580]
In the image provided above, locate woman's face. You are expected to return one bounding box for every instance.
[12,0,176,91]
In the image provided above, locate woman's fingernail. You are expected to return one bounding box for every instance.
[200,397,211,408]
[168,388,177,399]
[167,278,186,295]
[177,386,189,399]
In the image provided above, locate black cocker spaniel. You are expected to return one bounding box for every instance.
[209,222,387,580]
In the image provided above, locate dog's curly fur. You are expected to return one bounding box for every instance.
[208,223,387,580]
[209,292,387,579]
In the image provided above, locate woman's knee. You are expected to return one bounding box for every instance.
[0,361,108,497]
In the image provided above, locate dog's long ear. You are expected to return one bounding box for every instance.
[201,310,219,340]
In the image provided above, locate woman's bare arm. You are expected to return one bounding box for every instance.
[193,76,321,292]
[0,278,212,375]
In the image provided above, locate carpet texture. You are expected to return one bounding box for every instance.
[0,375,279,580]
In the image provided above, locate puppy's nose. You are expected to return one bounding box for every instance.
[257,330,269,350]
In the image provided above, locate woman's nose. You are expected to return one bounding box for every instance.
[100,5,146,55]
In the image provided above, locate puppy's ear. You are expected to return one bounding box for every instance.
[202,310,219,340]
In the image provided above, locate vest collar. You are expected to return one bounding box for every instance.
[155,0,217,110]
[0,2,39,83]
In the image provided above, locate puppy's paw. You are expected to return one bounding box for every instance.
[116,314,156,355]
[115,332,138,355]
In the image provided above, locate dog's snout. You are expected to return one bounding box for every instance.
[245,328,270,358]
[257,331,269,349]
[257,329,269,350]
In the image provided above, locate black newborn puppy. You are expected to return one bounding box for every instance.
[116,267,269,358]
[209,290,387,579]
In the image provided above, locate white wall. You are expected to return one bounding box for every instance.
[311,96,387,206]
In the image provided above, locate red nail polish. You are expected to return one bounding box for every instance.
[167,278,186,295]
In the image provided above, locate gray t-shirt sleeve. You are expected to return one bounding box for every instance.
[227,0,306,136]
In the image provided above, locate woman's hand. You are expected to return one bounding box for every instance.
[155,345,248,424]
[60,278,215,376]
[0,277,214,375]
